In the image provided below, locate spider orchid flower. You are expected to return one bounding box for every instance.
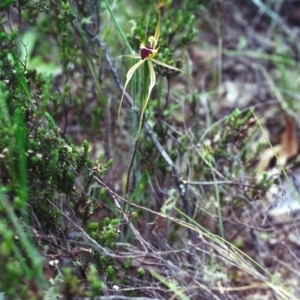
[118,10,193,124]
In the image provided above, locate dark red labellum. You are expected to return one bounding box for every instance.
[141,46,153,60]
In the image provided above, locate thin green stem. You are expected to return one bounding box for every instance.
[103,0,133,53]
[103,0,139,197]
[125,63,150,194]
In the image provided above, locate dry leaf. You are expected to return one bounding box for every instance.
[256,114,298,174]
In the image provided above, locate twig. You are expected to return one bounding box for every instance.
[114,195,155,253]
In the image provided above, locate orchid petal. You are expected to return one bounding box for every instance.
[152,58,194,81]
[118,59,145,123]
[147,60,157,105]
[137,60,156,136]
